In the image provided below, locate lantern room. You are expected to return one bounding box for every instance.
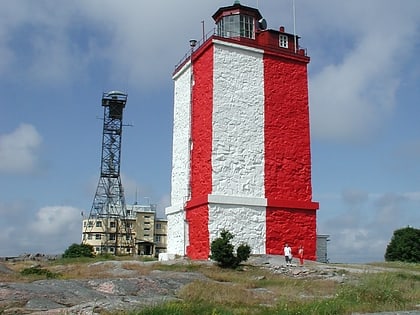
[213,1,263,39]
[212,1,304,55]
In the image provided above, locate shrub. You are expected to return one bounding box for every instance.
[210,229,251,269]
[63,243,94,258]
[385,226,420,263]
[20,266,59,279]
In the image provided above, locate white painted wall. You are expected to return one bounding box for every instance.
[165,209,187,255]
[209,40,267,254]
[212,40,265,198]
[165,62,192,255]
[208,202,266,254]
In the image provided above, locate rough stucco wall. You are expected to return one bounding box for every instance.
[165,210,186,255]
[168,38,318,259]
[208,203,266,254]
[186,204,210,259]
[212,41,265,198]
[203,41,267,257]
[166,63,191,255]
[185,45,213,259]
[169,64,192,207]
[263,53,316,257]
[266,208,317,260]
[263,55,312,201]
[190,45,214,198]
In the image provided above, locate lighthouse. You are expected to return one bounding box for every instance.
[165,1,319,260]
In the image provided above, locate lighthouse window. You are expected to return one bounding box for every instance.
[240,15,254,38]
[217,14,254,39]
[279,35,288,48]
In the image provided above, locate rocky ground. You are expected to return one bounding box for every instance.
[0,255,419,314]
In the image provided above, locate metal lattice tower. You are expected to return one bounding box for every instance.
[82,91,133,255]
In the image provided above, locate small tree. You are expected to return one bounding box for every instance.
[210,229,251,268]
[385,226,420,263]
[63,243,95,258]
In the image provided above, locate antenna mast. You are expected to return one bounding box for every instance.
[293,0,297,53]
[82,91,134,255]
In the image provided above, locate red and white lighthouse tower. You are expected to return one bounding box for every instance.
[165,1,319,260]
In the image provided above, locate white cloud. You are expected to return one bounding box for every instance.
[29,206,81,236]
[0,124,42,174]
[0,202,82,256]
[307,1,419,142]
[319,190,420,263]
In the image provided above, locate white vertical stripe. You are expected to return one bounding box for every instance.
[212,41,265,197]
[166,63,192,255]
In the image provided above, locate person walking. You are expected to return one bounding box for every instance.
[298,245,304,266]
[284,243,292,267]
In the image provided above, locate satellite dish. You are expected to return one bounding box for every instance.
[258,18,267,30]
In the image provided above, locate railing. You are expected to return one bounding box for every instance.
[174,28,308,71]
[174,28,216,71]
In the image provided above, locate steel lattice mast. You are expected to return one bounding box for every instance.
[83,91,133,255]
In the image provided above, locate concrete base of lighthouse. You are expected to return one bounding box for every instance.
[165,194,318,261]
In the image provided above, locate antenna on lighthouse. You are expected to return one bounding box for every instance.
[293,0,297,53]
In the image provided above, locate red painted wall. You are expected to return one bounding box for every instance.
[186,44,214,259]
[263,52,317,258]
[263,53,312,201]
[266,208,317,260]
[186,203,210,259]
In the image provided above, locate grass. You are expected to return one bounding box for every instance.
[1,257,419,314]
[132,263,420,315]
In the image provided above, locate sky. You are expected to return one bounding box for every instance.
[0,0,419,263]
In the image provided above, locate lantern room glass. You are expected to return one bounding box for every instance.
[217,14,255,39]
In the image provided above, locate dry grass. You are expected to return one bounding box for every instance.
[177,264,340,309]
[0,258,155,282]
[179,280,263,307]
[2,257,419,315]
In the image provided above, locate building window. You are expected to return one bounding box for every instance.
[96,247,100,252]
[217,14,255,39]
[88,234,92,240]
[144,215,150,219]
[155,235,161,242]
[279,35,288,48]
[156,223,162,229]
[144,234,150,237]
[110,221,116,228]
[87,221,93,227]
[109,233,116,240]
[95,234,101,240]
[96,221,102,227]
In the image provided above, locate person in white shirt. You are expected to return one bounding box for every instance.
[284,244,292,266]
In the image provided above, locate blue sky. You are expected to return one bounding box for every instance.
[0,0,419,263]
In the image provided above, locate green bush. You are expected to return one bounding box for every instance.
[210,229,251,269]
[385,226,420,263]
[63,243,94,258]
[20,266,59,279]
